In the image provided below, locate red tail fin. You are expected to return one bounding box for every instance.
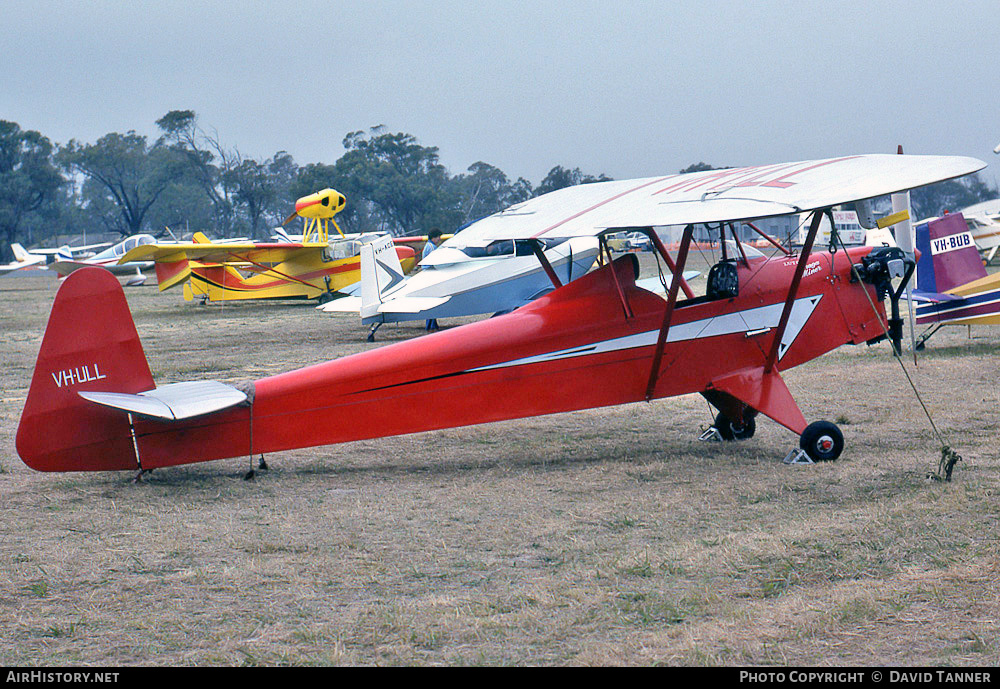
[16,267,154,471]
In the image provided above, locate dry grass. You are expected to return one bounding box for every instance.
[0,261,998,666]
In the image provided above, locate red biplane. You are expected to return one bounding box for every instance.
[16,154,984,477]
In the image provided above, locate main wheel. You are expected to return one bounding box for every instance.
[714,411,756,441]
[799,421,844,462]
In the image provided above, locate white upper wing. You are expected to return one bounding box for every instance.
[455,155,985,246]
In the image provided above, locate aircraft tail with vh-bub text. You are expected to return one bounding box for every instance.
[912,212,1000,329]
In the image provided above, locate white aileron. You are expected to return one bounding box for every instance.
[79,381,247,420]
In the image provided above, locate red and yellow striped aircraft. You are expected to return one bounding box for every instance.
[120,189,417,303]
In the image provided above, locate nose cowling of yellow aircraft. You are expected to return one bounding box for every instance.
[294,188,346,219]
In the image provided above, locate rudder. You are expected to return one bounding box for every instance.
[11,243,29,262]
[360,235,405,320]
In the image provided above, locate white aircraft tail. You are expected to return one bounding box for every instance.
[360,235,406,320]
[56,245,73,261]
[11,243,30,262]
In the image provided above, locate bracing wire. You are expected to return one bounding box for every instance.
[833,232,961,481]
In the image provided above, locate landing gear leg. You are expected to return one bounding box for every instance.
[244,455,268,481]
[367,322,382,342]
[709,410,757,441]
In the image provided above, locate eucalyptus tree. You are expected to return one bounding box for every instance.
[57,131,187,237]
[333,126,463,235]
[0,120,64,253]
[533,165,612,197]
[455,161,533,224]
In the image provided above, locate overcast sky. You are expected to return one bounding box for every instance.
[3,1,998,185]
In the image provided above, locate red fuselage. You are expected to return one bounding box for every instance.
[114,247,886,471]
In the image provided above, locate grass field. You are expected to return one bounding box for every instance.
[1,258,998,666]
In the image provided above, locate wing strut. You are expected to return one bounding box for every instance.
[598,234,635,319]
[530,240,563,289]
[763,209,825,374]
[644,224,695,400]
[744,221,791,255]
[647,228,695,299]
[727,222,750,267]
[222,252,317,289]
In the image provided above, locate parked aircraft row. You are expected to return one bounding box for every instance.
[14,152,989,481]
[0,241,112,276]
[11,187,1000,349]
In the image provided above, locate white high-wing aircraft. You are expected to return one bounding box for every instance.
[956,198,1000,263]
[321,232,601,339]
[47,234,156,285]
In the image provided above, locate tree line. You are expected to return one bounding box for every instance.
[0,111,612,258]
[1,112,995,260]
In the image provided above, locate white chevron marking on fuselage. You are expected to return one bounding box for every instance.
[469,295,823,373]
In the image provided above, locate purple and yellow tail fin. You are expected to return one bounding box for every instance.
[915,213,985,294]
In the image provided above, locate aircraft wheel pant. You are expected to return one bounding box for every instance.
[799,420,844,462]
[713,411,756,441]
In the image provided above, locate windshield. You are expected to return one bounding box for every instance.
[98,234,155,261]
[457,238,560,258]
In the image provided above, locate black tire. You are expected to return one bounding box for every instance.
[714,411,756,441]
[799,421,844,462]
[317,292,334,305]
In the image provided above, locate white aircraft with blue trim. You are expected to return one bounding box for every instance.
[321,231,603,340]
[48,234,157,285]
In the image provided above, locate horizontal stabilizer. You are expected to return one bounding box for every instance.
[320,296,362,312]
[905,290,961,304]
[378,296,450,314]
[79,380,247,421]
[635,271,701,294]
